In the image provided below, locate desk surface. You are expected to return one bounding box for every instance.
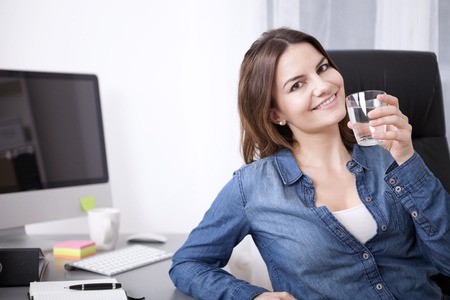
[0,233,193,300]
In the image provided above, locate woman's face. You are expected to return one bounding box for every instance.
[271,43,346,137]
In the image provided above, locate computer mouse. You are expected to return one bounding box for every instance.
[126,232,168,244]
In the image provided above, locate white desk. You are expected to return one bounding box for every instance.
[0,233,193,300]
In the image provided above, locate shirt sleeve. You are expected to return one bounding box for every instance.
[169,171,269,299]
[384,152,450,275]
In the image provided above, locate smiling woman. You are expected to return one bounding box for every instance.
[169,27,450,300]
[238,28,355,164]
[269,43,346,139]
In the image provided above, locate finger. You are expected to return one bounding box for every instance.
[372,128,408,142]
[371,121,412,143]
[376,93,399,108]
[368,106,408,125]
[367,105,395,119]
[369,114,410,131]
[347,120,353,130]
[254,292,297,300]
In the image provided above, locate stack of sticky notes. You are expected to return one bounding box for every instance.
[53,240,96,259]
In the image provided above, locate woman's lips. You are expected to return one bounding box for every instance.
[312,95,336,110]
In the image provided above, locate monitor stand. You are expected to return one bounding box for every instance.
[0,226,66,251]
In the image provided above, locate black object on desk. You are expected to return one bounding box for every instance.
[0,248,47,287]
[66,282,123,290]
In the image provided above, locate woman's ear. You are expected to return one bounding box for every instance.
[270,109,286,125]
[270,109,280,124]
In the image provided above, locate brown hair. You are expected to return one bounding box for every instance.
[238,28,355,164]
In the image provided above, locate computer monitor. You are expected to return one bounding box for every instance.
[0,69,112,244]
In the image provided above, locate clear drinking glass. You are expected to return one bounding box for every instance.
[346,90,386,146]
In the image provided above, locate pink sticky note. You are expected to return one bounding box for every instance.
[54,240,95,250]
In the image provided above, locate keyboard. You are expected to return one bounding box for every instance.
[64,244,174,276]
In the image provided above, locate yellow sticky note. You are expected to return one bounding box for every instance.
[80,196,96,212]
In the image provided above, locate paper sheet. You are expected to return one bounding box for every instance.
[29,278,127,300]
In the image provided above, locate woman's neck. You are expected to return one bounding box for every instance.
[293,131,351,170]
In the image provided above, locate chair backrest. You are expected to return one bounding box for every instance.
[329,50,450,193]
[329,49,450,294]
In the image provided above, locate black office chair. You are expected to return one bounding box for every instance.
[329,49,450,295]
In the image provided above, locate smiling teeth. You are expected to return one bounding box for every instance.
[314,95,336,110]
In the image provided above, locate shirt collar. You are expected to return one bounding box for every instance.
[274,148,302,185]
[274,144,371,185]
[350,144,372,170]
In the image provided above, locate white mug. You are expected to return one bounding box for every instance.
[88,208,120,251]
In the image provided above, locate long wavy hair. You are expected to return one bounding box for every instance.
[238,28,355,164]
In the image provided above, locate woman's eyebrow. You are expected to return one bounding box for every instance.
[283,74,304,90]
[316,56,327,69]
[282,56,327,90]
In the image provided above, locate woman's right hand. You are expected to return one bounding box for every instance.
[254,292,297,300]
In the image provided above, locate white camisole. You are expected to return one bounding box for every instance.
[332,204,377,244]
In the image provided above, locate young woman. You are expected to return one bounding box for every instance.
[169,28,450,300]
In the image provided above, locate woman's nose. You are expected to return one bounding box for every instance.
[311,75,331,97]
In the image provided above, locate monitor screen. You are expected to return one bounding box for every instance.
[0,70,112,238]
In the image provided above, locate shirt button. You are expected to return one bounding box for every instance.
[411,210,418,218]
[395,186,402,193]
[376,283,383,291]
[362,252,370,260]
[389,178,397,185]
[356,167,363,173]
[365,196,373,202]
[381,224,388,231]
[348,161,355,167]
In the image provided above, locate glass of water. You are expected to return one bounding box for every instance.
[346,90,386,146]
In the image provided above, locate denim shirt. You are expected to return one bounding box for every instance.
[169,145,450,300]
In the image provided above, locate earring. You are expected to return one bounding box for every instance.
[279,121,286,126]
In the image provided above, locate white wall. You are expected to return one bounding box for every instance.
[0,0,268,234]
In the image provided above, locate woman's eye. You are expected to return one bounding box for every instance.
[291,81,303,92]
[318,63,330,74]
